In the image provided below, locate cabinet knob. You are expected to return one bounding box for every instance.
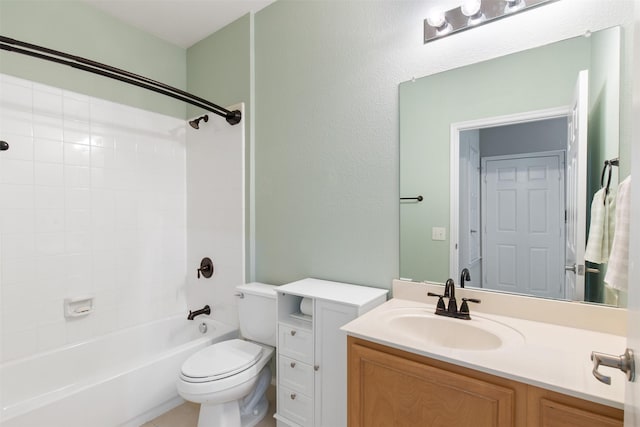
[290,330,297,336]
[314,365,319,371]
[290,393,297,400]
[290,361,296,368]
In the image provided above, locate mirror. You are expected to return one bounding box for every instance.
[400,26,627,307]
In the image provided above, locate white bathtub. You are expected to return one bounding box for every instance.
[0,315,237,427]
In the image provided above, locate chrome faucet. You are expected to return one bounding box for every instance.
[187,305,211,320]
[428,278,481,320]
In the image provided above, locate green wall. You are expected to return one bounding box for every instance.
[254,1,402,288]
[187,15,252,279]
[0,0,186,118]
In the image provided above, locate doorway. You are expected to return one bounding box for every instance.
[452,111,570,298]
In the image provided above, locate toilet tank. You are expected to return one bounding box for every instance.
[236,282,277,347]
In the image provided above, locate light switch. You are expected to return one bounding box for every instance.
[432,227,446,241]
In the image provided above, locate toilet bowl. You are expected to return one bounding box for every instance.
[177,283,277,427]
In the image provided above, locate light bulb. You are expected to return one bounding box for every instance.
[461,0,482,17]
[426,10,446,28]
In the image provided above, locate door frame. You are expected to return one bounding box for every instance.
[449,106,571,279]
[480,150,566,297]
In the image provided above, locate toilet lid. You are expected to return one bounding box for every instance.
[181,339,263,382]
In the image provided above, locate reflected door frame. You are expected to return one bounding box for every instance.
[450,106,571,282]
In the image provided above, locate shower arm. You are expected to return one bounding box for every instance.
[0,35,241,126]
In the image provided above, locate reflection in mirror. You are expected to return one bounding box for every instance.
[400,26,627,307]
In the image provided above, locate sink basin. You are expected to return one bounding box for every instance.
[380,308,524,351]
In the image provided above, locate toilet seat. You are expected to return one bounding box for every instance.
[180,339,263,383]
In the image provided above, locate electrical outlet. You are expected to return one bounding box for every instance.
[432,227,446,241]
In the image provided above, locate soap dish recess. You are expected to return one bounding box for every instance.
[64,296,94,318]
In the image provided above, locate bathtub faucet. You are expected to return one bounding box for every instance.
[187,305,211,320]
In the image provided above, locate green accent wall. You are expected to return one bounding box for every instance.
[187,13,252,279]
[254,1,401,288]
[0,0,186,118]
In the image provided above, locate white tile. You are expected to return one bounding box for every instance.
[32,81,62,95]
[0,158,34,185]
[34,255,68,282]
[33,117,64,141]
[1,232,35,260]
[64,165,90,189]
[0,109,32,136]
[0,208,34,233]
[90,145,116,168]
[33,90,63,115]
[35,162,64,187]
[35,186,65,210]
[92,231,116,251]
[65,188,91,210]
[0,133,33,161]
[63,126,91,145]
[64,142,91,166]
[35,209,64,232]
[65,209,91,232]
[63,96,90,123]
[1,257,36,285]
[66,254,92,282]
[0,184,34,210]
[34,138,64,163]
[65,231,91,254]
[37,298,66,325]
[90,133,116,149]
[37,321,66,352]
[35,232,65,256]
[0,81,32,110]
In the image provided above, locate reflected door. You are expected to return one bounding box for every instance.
[482,153,565,299]
[565,70,589,301]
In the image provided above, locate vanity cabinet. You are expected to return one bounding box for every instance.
[275,279,388,427]
[347,337,623,427]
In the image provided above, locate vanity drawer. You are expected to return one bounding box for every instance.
[278,323,313,364]
[279,355,314,395]
[278,385,314,427]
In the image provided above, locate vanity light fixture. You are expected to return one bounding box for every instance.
[426,10,453,36]
[424,0,557,43]
[461,0,486,26]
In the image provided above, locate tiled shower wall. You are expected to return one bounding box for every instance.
[0,74,187,362]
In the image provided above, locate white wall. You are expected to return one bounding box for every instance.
[185,105,245,328]
[0,73,187,362]
[479,119,567,157]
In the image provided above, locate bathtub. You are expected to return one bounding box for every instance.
[0,315,238,427]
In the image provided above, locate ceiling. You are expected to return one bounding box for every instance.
[82,0,276,48]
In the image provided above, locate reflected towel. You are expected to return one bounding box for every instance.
[605,176,631,291]
[584,188,616,264]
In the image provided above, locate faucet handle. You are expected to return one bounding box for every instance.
[459,298,481,319]
[427,292,447,312]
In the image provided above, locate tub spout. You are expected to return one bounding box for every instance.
[187,305,211,320]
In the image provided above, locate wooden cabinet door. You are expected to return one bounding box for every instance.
[348,337,518,427]
[527,386,623,427]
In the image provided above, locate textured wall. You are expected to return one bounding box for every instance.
[253,0,635,289]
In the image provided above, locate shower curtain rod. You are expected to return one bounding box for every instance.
[0,35,241,126]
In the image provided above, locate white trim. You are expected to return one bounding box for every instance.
[449,106,571,279]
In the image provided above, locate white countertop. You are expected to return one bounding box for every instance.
[341,298,627,409]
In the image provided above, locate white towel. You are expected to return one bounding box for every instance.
[584,188,616,264]
[605,176,631,291]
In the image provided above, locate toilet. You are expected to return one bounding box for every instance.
[177,283,277,427]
